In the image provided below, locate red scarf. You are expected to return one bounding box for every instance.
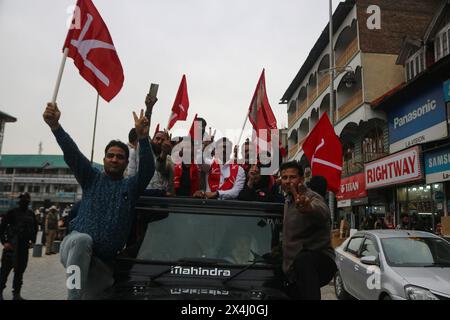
[208,160,240,192]
[174,164,200,196]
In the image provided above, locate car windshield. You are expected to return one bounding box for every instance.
[129,211,282,266]
[381,237,450,267]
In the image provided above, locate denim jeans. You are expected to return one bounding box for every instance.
[60,231,114,300]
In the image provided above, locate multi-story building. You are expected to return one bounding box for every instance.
[0,154,103,212]
[370,0,450,232]
[280,0,443,228]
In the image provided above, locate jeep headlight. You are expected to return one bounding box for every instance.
[405,286,438,300]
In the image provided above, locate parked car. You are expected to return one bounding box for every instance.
[112,197,289,300]
[334,230,450,300]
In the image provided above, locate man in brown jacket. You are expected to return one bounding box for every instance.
[280,161,336,300]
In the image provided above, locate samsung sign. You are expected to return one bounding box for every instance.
[425,146,450,184]
[388,84,447,153]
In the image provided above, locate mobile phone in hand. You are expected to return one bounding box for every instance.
[149,83,159,98]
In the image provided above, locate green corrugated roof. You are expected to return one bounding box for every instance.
[0,154,103,170]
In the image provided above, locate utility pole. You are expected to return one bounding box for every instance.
[329,0,336,229]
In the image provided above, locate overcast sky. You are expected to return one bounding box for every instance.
[0,0,339,163]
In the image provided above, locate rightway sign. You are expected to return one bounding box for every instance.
[365,146,422,189]
[425,145,450,184]
[388,84,447,153]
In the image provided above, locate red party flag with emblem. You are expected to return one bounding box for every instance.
[167,75,189,130]
[64,0,124,102]
[302,113,343,193]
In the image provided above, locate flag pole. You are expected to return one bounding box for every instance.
[329,0,336,229]
[90,93,100,163]
[51,48,69,103]
[236,109,250,147]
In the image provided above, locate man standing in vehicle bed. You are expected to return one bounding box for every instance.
[43,101,155,300]
[280,161,336,300]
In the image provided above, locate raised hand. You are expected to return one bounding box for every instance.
[43,102,61,130]
[133,109,149,139]
[145,94,158,112]
[292,183,311,210]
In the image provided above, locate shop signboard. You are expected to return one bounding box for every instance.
[336,173,367,201]
[425,145,450,184]
[337,199,351,208]
[444,79,450,102]
[365,146,422,189]
[388,84,447,153]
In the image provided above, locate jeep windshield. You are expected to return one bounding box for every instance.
[124,197,283,266]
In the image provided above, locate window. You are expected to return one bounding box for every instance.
[346,237,363,255]
[443,31,448,56]
[435,24,450,61]
[405,49,426,81]
[360,238,378,258]
[33,186,40,193]
[45,186,50,193]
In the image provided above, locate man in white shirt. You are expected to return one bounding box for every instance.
[194,137,245,200]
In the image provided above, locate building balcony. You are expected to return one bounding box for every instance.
[288,112,297,128]
[318,75,331,96]
[363,151,388,163]
[288,100,309,128]
[307,90,318,107]
[342,156,364,177]
[336,89,363,122]
[288,144,298,159]
[336,38,358,71]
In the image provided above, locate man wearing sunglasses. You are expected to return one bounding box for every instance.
[43,101,155,300]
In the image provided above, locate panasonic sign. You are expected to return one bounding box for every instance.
[393,99,436,129]
[387,84,447,153]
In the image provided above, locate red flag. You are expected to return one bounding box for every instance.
[248,69,277,151]
[64,0,124,102]
[168,75,189,130]
[188,114,198,138]
[302,113,343,193]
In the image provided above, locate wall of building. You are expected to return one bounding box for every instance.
[361,53,405,102]
[356,0,442,54]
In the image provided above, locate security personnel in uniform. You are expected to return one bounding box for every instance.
[0,192,38,300]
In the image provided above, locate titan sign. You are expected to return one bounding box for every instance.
[336,173,367,201]
[388,84,447,153]
[365,146,422,189]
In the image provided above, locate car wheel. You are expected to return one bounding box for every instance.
[382,294,392,300]
[334,271,352,300]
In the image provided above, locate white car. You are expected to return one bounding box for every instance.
[334,230,450,300]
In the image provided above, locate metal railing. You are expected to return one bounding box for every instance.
[337,89,363,122]
[336,37,358,70]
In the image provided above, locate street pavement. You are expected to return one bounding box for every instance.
[0,244,337,300]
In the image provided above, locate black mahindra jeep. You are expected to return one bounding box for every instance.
[112,197,290,300]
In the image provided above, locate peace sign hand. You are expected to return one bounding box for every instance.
[133,109,149,139]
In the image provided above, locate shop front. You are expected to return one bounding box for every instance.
[365,146,424,230]
[336,172,368,230]
[424,144,450,232]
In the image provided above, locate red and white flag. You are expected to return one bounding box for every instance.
[188,113,198,138]
[167,75,189,130]
[64,0,124,102]
[248,69,277,152]
[302,113,343,193]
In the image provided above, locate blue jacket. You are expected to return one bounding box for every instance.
[53,127,154,260]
